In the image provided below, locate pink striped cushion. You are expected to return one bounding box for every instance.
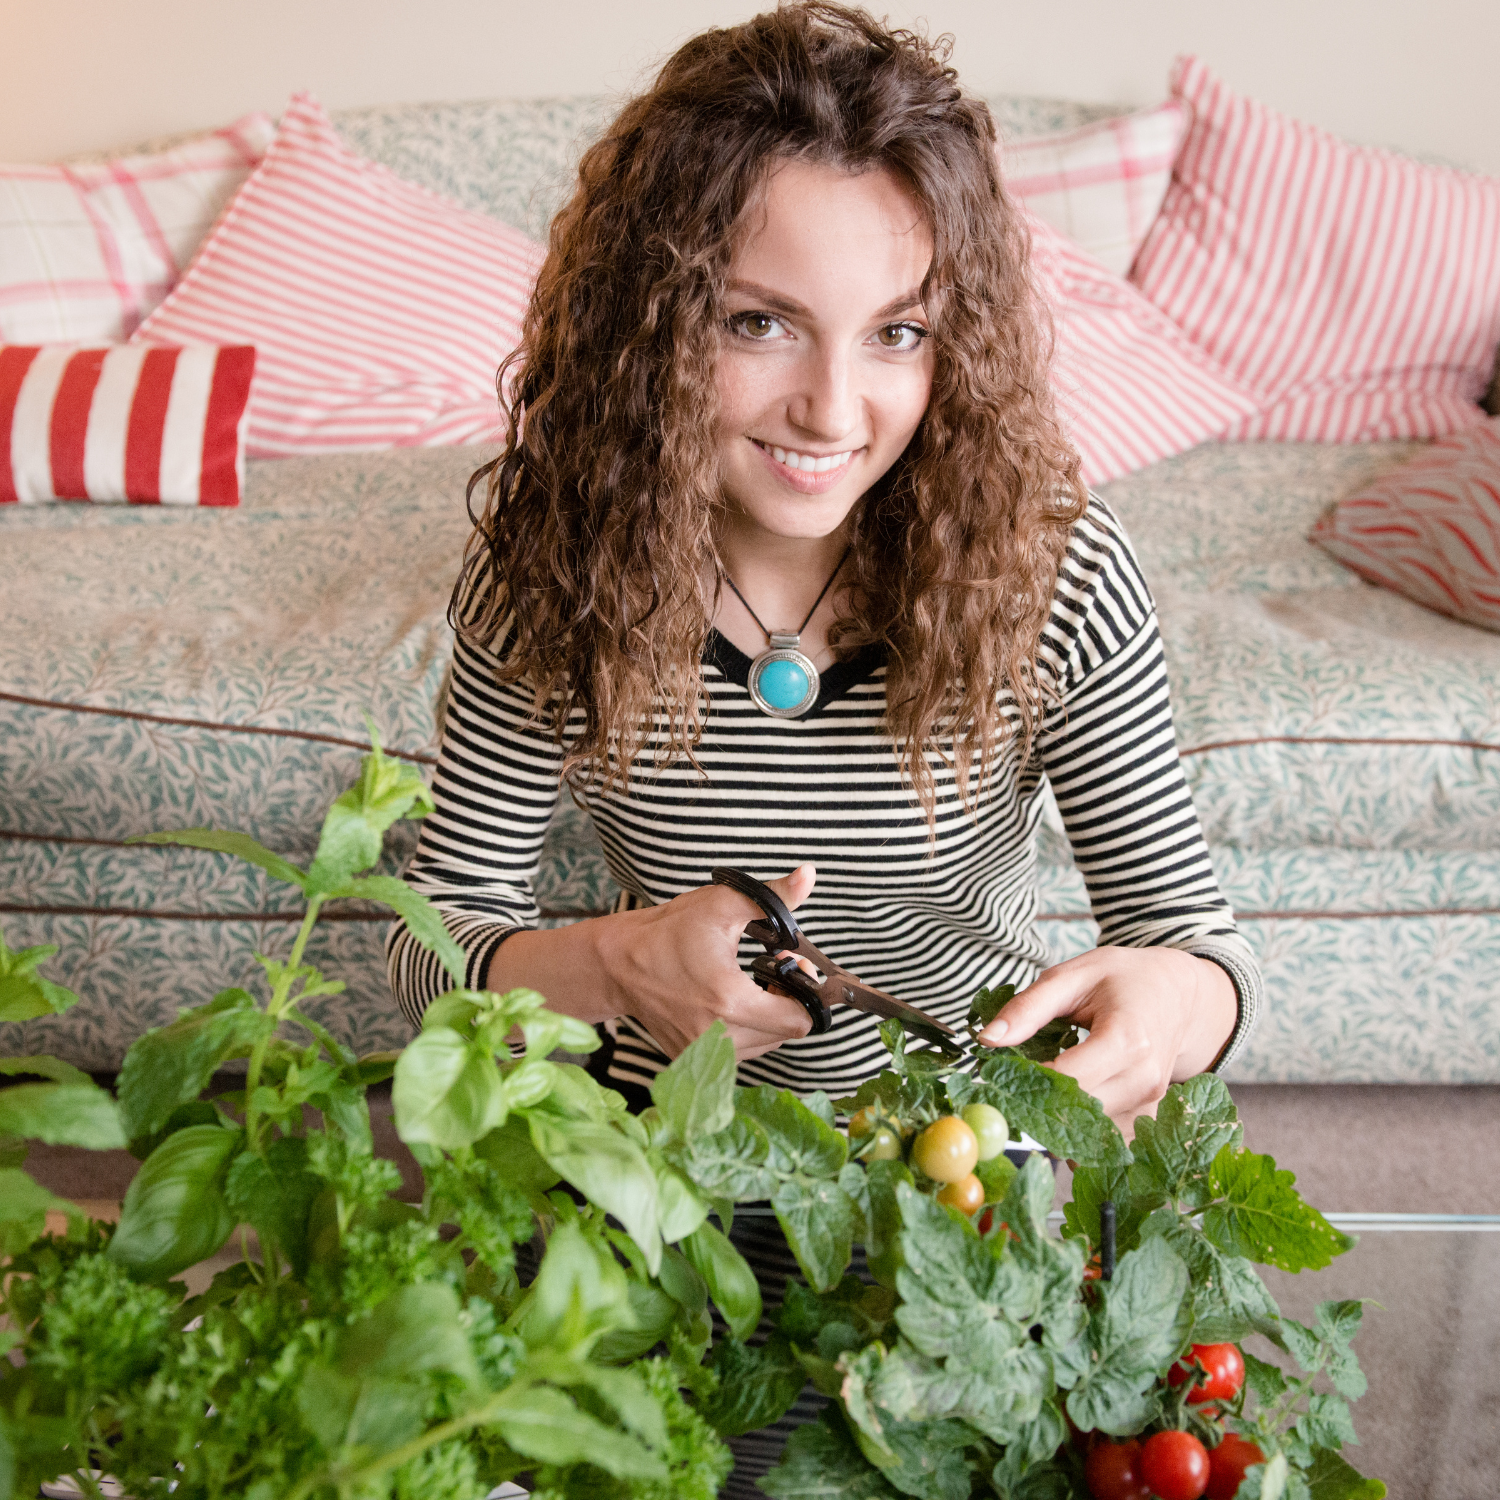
[1005,102,1188,278]
[1029,212,1259,486]
[134,93,543,457]
[1132,56,1500,444]
[1310,416,1500,630]
[0,343,255,506]
[0,116,274,346]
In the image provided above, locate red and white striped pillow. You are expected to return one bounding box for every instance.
[0,116,274,346]
[1029,213,1259,487]
[0,343,254,506]
[1004,102,1188,279]
[1131,56,1500,444]
[1310,415,1500,631]
[134,93,543,457]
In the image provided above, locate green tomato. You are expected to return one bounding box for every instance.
[867,1127,903,1161]
[961,1102,1009,1161]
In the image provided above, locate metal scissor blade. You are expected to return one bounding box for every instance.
[786,933,958,1043]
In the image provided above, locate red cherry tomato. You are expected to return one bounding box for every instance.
[1084,1438,1151,1500]
[1206,1433,1265,1500]
[1139,1431,1211,1500]
[1167,1343,1246,1404]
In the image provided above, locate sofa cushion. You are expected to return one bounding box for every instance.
[135,93,543,457]
[1131,55,1500,443]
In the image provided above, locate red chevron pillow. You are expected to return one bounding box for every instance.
[134,93,542,457]
[1132,56,1500,443]
[0,343,254,505]
[1310,416,1500,631]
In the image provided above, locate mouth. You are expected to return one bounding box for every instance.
[750,439,861,494]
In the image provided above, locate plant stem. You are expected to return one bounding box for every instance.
[244,897,323,1149]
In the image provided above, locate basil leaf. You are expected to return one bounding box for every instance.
[329,875,465,986]
[127,828,307,891]
[117,988,274,1141]
[474,1114,561,1193]
[682,1218,762,1339]
[0,934,80,1023]
[106,1124,241,1280]
[224,1135,323,1278]
[490,1385,667,1480]
[0,1081,125,1150]
[0,1166,81,1256]
[0,1054,92,1086]
[391,1027,508,1151]
[335,1281,479,1385]
[509,1221,636,1355]
[650,1020,737,1141]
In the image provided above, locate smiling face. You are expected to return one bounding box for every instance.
[714,158,936,548]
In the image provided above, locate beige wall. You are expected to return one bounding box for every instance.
[5,0,1498,177]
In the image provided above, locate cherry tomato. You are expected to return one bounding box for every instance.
[1083,1253,1103,1282]
[1084,1438,1151,1500]
[960,1102,1009,1160]
[1206,1433,1265,1500]
[911,1116,979,1183]
[936,1173,985,1215]
[1139,1430,1210,1500]
[848,1108,876,1138]
[866,1127,903,1161]
[1168,1343,1246,1404]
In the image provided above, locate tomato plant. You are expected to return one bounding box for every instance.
[1206,1432,1265,1500]
[910,1115,979,1182]
[1085,1438,1152,1500]
[960,1100,1009,1160]
[1139,1430,1211,1500]
[1168,1342,1246,1404]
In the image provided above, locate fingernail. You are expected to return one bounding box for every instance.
[980,1020,1008,1044]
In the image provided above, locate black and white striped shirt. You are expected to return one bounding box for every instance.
[387,497,1261,1094]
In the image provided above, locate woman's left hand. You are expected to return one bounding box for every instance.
[975,946,1238,1137]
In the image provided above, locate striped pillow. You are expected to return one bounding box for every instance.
[0,116,274,346]
[0,343,254,506]
[1029,213,1259,486]
[1004,101,1188,278]
[134,93,542,458]
[1132,56,1500,444]
[1310,416,1500,631]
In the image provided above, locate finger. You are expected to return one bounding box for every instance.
[976,958,1100,1048]
[764,862,817,912]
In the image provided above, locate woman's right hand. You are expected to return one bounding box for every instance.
[592,863,820,1060]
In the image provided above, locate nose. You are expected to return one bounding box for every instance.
[787,344,859,441]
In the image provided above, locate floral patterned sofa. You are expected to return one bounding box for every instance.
[3,96,1497,1081]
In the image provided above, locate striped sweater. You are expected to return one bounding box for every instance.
[387,497,1261,1093]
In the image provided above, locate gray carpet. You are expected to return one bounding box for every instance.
[21,1083,1500,1497]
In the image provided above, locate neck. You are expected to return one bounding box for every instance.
[716,512,853,632]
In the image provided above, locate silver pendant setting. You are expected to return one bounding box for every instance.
[746,631,820,718]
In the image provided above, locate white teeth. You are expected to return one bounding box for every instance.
[762,443,852,474]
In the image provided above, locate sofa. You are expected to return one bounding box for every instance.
[3,90,1498,1082]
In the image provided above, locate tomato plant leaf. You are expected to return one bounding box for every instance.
[117,988,274,1142]
[1141,1211,1281,1343]
[650,1020,736,1142]
[1129,1073,1243,1207]
[0,933,80,1022]
[966,983,1014,1030]
[1062,1161,1158,1255]
[966,1052,1130,1168]
[129,828,308,891]
[1062,1235,1191,1434]
[1202,1147,1354,1272]
[759,1408,904,1499]
[1303,1446,1387,1500]
[0,1080,126,1151]
[772,1175,859,1293]
[528,1114,663,1273]
[1242,1348,1291,1404]
[737,1084,849,1178]
[1238,1452,1292,1500]
[860,1157,914,1289]
[106,1123,241,1280]
[678,1114,777,1201]
[1295,1392,1358,1453]
[682,1218,761,1339]
[693,1337,805,1437]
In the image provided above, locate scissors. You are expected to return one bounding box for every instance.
[711,867,959,1047]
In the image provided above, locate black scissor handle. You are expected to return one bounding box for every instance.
[751,955,834,1035]
[710,866,801,952]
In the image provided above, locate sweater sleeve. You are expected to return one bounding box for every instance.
[385,610,564,1029]
[1034,498,1261,1070]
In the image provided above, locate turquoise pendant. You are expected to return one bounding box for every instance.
[747,632,820,718]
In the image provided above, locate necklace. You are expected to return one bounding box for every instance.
[721,546,851,719]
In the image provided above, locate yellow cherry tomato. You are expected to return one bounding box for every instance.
[867,1127,903,1161]
[936,1173,985,1215]
[848,1108,876,1139]
[911,1116,980,1184]
[960,1102,1009,1161]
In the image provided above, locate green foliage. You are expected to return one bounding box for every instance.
[0,738,1385,1500]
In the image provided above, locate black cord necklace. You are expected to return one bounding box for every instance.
[721,546,851,718]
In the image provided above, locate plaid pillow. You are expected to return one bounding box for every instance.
[0,115,273,345]
[1004,102,1188,278]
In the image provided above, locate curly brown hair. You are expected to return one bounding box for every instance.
[456,1,1087,820]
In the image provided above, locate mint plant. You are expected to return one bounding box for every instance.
[0,733,1386,1500]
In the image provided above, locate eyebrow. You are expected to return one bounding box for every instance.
[726,279,926,322]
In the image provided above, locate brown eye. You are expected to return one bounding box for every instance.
[875,322,926,350]
[735,312,779,339]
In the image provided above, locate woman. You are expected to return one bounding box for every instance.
[389,2,1258,1480]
